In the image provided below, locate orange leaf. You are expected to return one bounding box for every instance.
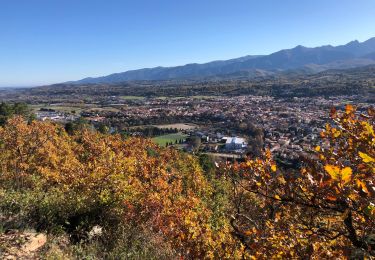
[326,195,337,201]
[345,104,354,114]
[356,179,369,194]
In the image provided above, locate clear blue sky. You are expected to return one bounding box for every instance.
[1,0,375,87]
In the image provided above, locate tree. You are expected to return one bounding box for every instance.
[64,122,74,135]
[0,102,32,126]
[224,105,375,258]
[97,123,109,134]
[187,136,201,151]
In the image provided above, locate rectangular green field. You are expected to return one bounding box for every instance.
[152,133,187,146]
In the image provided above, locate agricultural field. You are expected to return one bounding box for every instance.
[30,103,124,114]
[120,96,145,100]
[87,106,121,113]
[152,123,198,130]
[30,104,86,114]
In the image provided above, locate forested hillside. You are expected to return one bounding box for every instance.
[0,106,374,259]
[4,65,373,104]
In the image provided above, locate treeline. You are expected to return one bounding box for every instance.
[125,126,178,137]
[18,79,373,99]
[0,102,33,125]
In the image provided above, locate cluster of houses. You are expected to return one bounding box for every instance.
[33,94,371,161]
[188,130,248,154]
[36,110,78,122]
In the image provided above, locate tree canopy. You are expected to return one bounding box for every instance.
[225,105,374,258]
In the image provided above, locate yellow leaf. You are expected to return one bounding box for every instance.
[341,167,352,184]
[271,164,277,172]
[348,193,358,201]
[274,195,281,200]
[315,145,321,152]
[278,176,286,185]
[324,165,340,180]
[361,122,374,136]
[359,152,374,163]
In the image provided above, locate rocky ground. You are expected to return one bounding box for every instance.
[0,230,47,259]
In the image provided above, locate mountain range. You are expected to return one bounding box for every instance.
[70,37,375,84]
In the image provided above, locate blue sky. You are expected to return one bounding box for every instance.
[1,0,375,87]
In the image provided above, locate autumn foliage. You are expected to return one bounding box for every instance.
[225,105,374,258]
[0,105,374,259]
[0,117,242,258]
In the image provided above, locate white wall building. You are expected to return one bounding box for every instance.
[225,137,247,150]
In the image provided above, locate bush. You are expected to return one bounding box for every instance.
[0,117,243,258]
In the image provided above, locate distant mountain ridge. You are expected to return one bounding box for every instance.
[70,37,375,84]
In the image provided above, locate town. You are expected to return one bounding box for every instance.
[25,94,370,164]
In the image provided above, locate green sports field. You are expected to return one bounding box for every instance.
[152,133,187,146]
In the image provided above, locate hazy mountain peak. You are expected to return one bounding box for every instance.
[69,37,375,84]
[347,40,360,45]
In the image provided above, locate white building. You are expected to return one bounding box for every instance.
[225,137,247,150]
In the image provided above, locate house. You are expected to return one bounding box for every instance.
[225,137,247,150]
[195,131,209,142]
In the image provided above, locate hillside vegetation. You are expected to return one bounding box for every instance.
[0,106,374,259]
[3,65,374,104]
